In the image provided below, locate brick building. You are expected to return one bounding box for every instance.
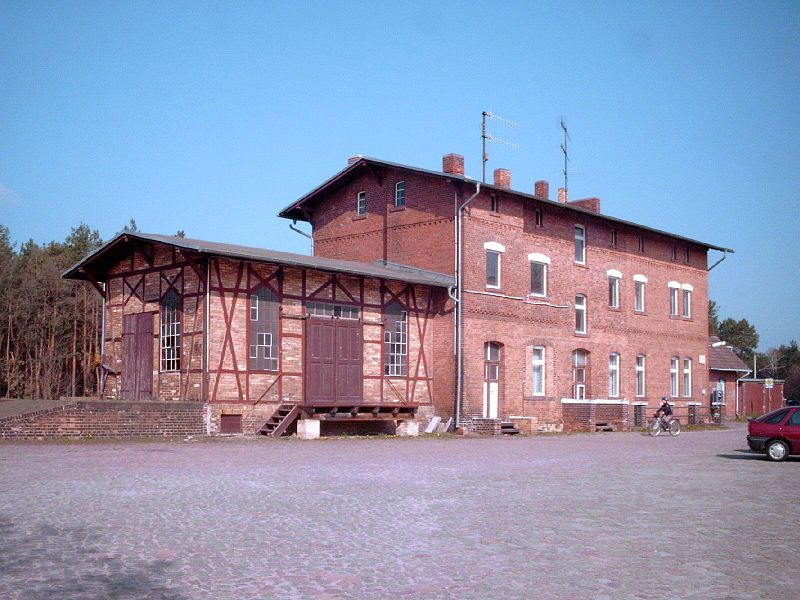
[281,154,732,432]
[708,336,750,420]
[58,152,733,436]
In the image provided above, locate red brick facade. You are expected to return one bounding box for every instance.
[297,155,721,431]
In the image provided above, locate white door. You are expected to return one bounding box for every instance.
[483,342,501,418]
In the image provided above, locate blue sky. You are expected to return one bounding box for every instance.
[1,1,798,350]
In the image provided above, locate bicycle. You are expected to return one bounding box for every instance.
[649,413,681,436]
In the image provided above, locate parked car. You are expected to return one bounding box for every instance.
[747,406,800,461]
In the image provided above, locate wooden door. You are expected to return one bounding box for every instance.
[306,316,362,404]
[483,342,500,418]
[122,312,154,400]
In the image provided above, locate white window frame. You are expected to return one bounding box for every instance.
[607,269,622,308]
[484,242,505,289]
[682,284,693,319]
[683,357,692,397]
[395,181,405,207]
[250,294,259,321]
[670,356,680,397]
[528,253,550,297]
[636,354,646,397]
[357,191,367,215]
[574,225,586,264]
[634,274,647,312]
[609,352,620,398]
[532,346,545,396]
[669,286,679,316]
[575,294,587,334]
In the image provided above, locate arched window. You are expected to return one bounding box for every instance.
[250,287,279,371]
[160,290,181,372]
[573,350,589,399]
[385,301,407,376]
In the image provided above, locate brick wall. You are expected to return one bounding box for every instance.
[0,400,205,439]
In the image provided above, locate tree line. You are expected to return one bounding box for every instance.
[709,300,799,400]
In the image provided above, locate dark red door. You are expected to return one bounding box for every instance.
[306,316,362,404]
[122,312,154,400]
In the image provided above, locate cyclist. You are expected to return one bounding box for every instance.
[655,396,673,429]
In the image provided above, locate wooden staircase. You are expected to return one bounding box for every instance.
[258,403,301,437]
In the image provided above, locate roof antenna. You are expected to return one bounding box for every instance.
[560,117,570,193]
[482,111,519,183]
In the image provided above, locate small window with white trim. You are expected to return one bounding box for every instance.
[682,285,693,318]
[357,191,366,215]
[670,356,680,397]
[670,286,679,316]
[636,354,646,397]
[609,352,620,398]
[484,242,505,289]
[528,253,550,296]
[395,181,406,207]
[575,294,587,334]
[532,346,545,396]
[608,270,621,309]
[575,226,586,264]
[634,275,647,312]
[683,357,692,397]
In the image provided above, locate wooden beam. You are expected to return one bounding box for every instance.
[79,269,105,296]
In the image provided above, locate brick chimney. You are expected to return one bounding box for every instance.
[535,180,549,200]
[443,153,465,176]
[558,187,568,203]
[347,155,362,166]
[494,168,512,189]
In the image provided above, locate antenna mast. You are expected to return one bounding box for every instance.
[481,111,519,182]
[560,117,570,193]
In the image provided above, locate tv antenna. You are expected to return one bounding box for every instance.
[482,111,519,182]
[560,117,570,193]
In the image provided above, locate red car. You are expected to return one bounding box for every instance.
[747,406,800,461]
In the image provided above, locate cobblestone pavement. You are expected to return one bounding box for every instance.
[0,426,796,599]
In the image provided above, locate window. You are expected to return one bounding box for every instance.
[670,287,679,316]
[684,247,690,264]
[638,236,645,253]
[789,410,800,426]
[670,357,679,397]
[357,191,366,215]
[395,181,405,207]
[683,358,692,397]
[307,302,360,320]
[160,290,181,371]
[490,194,498,212]
[611,229,618,247]
[575,226,586,264]
[607,270,621,309]
[535,208,543,227]
[573,350,588,399]
[250,287,279,370]
[385,301,407,376]
[609,353,620,398]
[532,346,545,396]
[575,294,587,334]
[682,285,693,318]
[483,241,505,289]
[671,243,677,261]
[765,409,790,424]
[486,251,500,288]
[528,253,550,296]
[636,354,646,397]
[634,275,647,312]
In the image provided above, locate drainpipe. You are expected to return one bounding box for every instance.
[455,182,481,427]
[707,249,729,271]
[289,220,313,254]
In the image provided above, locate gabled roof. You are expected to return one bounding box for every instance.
[62,232,455,289]
[278,156,734,253]
[709,338,751,372]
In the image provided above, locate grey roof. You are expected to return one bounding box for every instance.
[63,232,455,288]
[279,156,735,254]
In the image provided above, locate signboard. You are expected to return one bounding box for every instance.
[765,378,774,389]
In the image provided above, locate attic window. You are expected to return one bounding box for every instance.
[535,208,543,227]
[638,236,645,253]
[611,229,618,247]
[490,194,498,213]
[357,191,366,215]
